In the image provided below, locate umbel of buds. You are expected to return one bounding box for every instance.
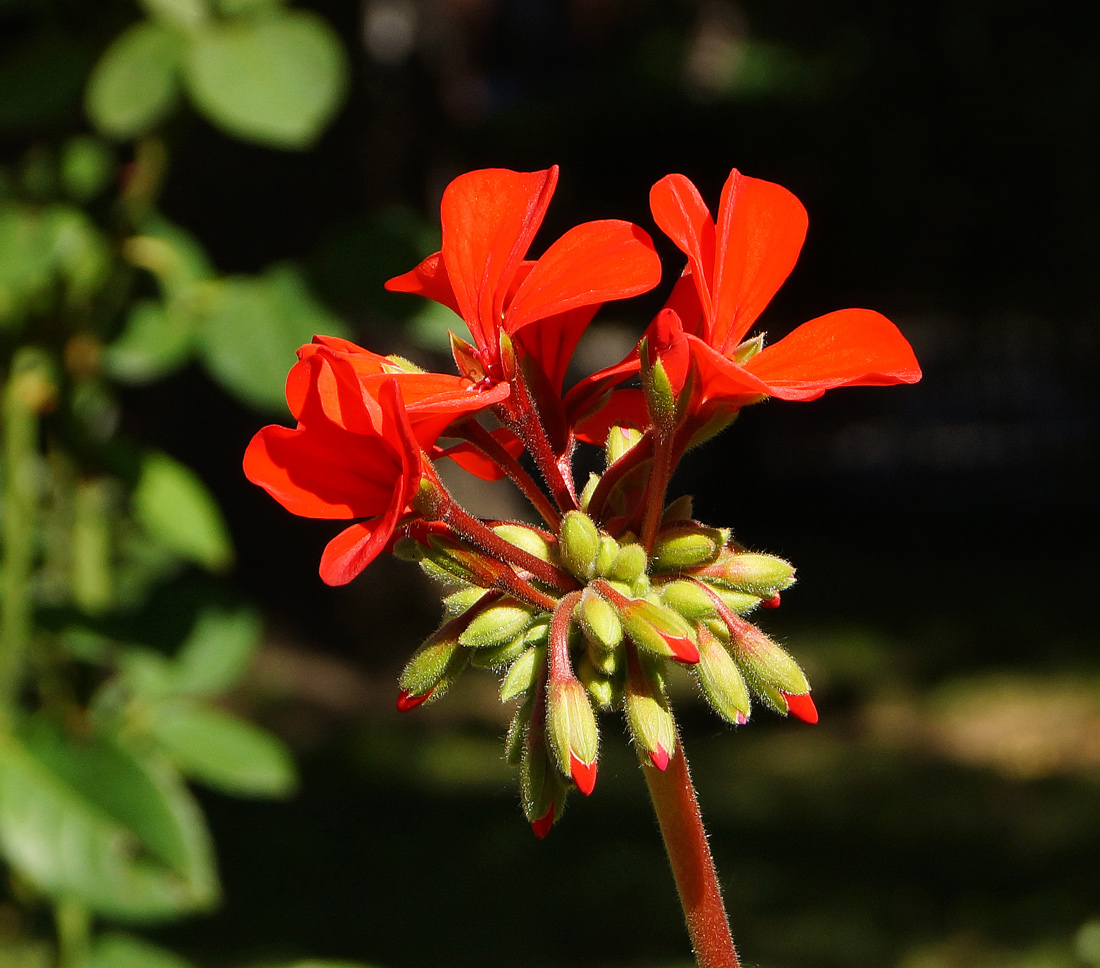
[397,484,813,835]
[244,164,921,839]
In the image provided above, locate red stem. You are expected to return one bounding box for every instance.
[639,430,674,553]
[642,732,740,968]
[455,420,561,529]
[498,397,577,513]
[586,432,655,525]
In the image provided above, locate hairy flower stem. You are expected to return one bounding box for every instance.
[586,432,655,524]
[497,399,577,513]
[639,430,675,553]
[643,732,739,968]
[455,419,562,529]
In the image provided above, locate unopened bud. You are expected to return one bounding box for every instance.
[469,634,530,669]
[661,494,694,524]
[577,654,615,710]
[696,551,796,598]
[607,542,647,583]
[606,425,643,466]
[595,535,620,576]
[392,536,424,561]
[640,340,678,433]
[500,645,546,702]
[580,472,601,511]
[694,624,751,725]
[725,612,809,698]
[399,633,467,703]
[782,690,819,724]
[459,600,536,649]
[624,672,676,771]
[577,588,623,651]
[424,536,483,585]
[558,511,600,580]
[505,696,533,765]
[651,525,723,571]
[547,678,599,795]
[443,586,488,616]
[613,595,699,664]
[708,586,761,615]
[493,523,553,563]
[521,739,568,835]
[659,579,720,621]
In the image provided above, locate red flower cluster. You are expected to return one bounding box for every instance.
[244,164,921,832]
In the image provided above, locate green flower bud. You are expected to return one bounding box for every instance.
[708,586,761,615]
[493,523,553,562]
[459,600,536,649]
[661,494,694,524]
[694,624,751,725]
[424,535,482,585]
[725,613,809,697]
[641,342,678,433]
[696,550,796,597]
[505,695,534,765]
[608,542,648,583]
[443,586,489,616]
[614,596,699,663]
[520,739,568,834]
[606,425,643,466]
[577,588,623,651]
[651,524,724,571]
[547,678,599,793]
[659,579,720,621]
[595,535,620,576]
[392,536,424,561]
[624,670,676,771]
[559,510,601,580]
[500,645,546,702]
[399,634,468,700]
[469,634,530,669]
[577,654,616,710]
[580,472,601,511]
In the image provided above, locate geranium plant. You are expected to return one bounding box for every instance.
[244,164,921,967]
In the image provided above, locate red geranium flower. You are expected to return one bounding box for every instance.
[243,353,422,587]
[385,166,662,391]
[569,169,921,437]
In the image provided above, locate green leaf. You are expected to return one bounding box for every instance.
[195,263,346,411]
[173,605,261,696]
[146,702,297,798]
[132,452,233,571]
[104,300,196,384]
[86,21,183,139]
[215,0,285,14]
[0,205,55,324]
[61,136,116,203]
[182,11,347,148]
[0,727,218,920]
[84,933,194,968]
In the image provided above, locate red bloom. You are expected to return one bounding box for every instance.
[243,354,422,587]
[569,169,921,436]
[385,166,662,389]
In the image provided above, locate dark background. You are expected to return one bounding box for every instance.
[5,1,1100,966]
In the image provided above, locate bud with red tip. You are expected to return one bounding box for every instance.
[722,610,810,700]
[597,582,699,664]
[398,627,468,709]
[625,655,677,770]
[547,678,600,796]
[693,549,796,599]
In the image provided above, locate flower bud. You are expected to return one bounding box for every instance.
[505,695,534,765]
[695,550,796,598]
[651,524,724,571]
[493,523,553,563]
[612,595,699,664]
[694,624,751,725]
[547,678,600,795]
[558,510,600,580]
[707,586,762,615]
[399,633,468,706]
[595,535,620,576]
[577,654,616,710]
[391,536,424,561]
[500,645,546,702]
[625,670,676,771]
[640,340,678,433]
[724,612,809,698]
[469,634,530,669]
[606,425,643,466]
[423,536,483,586]
[659,579,720,621]
[443,586,488,616]
[580,472,601,511]
[607,542,647,583]
[521,736,568,837]
[576,588,623,651]
[459,600,536,649]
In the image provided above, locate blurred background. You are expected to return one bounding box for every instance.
[1,1,1097,967]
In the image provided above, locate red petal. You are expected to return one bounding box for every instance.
[648,745,670,771]
[287,349,382,433]
[782,691,819,724]
[710,169,807,352]
[384,250,462,317]
[530,804,555,839]
[396,687,433,711]
[570,753,598,796]
[514,304,599,394]
[761,593,781,609]
[506,219,662,332]
[666,633,700,664]
[441,167,558,351]
[650,174,716,321]
[432,428,524,481]
[571,389,648,445]
[243,424,401,519]
[745,309,922,399]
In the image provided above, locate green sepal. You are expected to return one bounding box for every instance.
[399,636,467,698]
[595,535,620,576]
[493,523,553,563]
[624,668,676,764]
[651,524,724,571]
[727,620,809,697]
[694,625,751,724]
[459,600,536,649]
[443,586,489,616]
[505,695,535,765]
[558,510,600,580]
[580,472,601,511]
[577,588,623,651]
[659,579,720,621]
[500,645,545,702]
[546,679,599,777]
[607,542,647,583]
